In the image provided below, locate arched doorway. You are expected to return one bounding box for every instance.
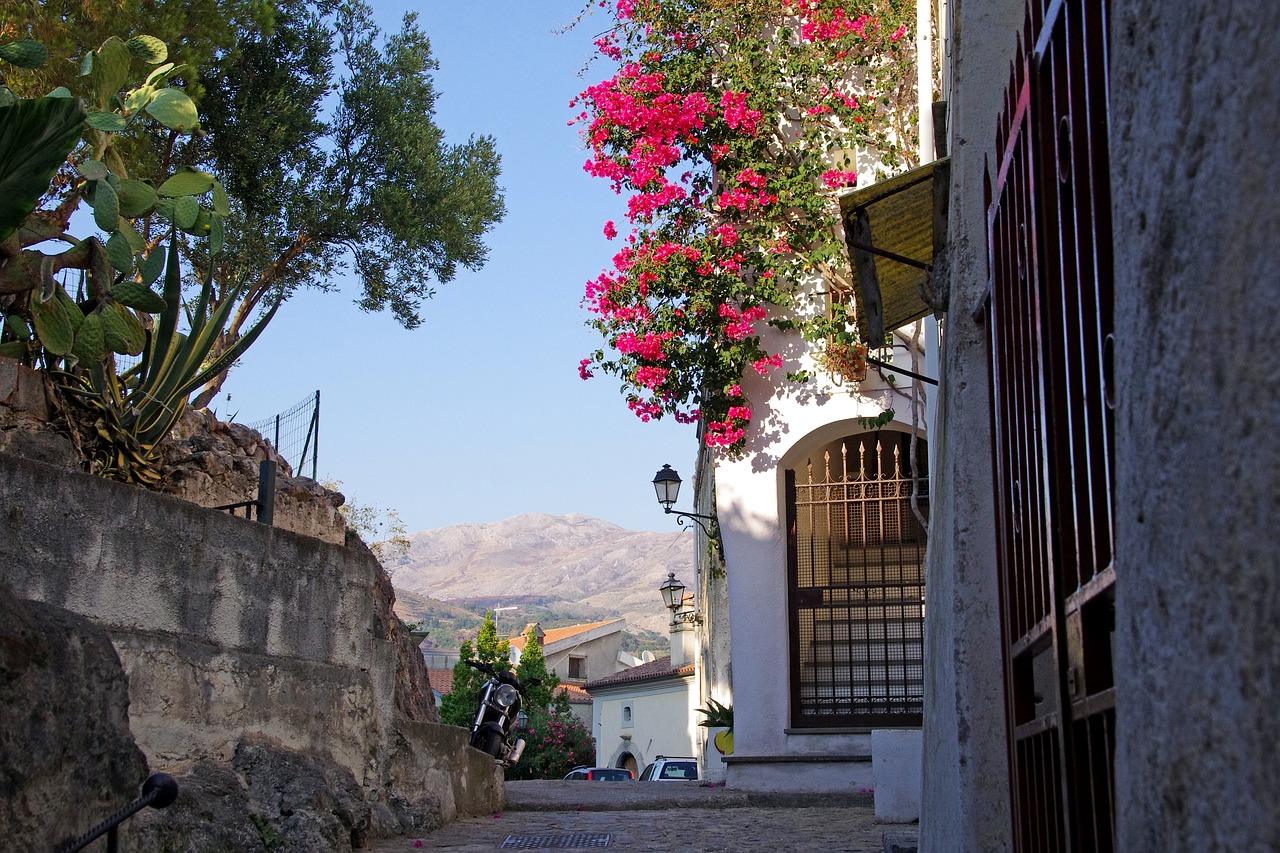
[617,752,638,777]
[784,429,928,729]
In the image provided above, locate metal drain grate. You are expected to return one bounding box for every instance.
[499,833,611,849]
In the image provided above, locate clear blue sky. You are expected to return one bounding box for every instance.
[221,1,698,534]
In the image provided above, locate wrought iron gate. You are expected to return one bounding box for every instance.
[786,433,927,728]
[983,0,1116,849]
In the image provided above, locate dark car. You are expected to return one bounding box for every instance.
[563,766,634,781]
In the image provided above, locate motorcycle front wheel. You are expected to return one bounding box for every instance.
[476,728,503,758]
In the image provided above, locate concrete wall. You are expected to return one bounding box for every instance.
[916,0,1022,848]
[1109,0,1280,848]
[0,452,502,836]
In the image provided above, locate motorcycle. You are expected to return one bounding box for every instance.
[464,660,537,767]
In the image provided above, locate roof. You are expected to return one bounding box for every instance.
[427,668,454,696]
[556,683,593,705]
[508,618,624,651]
[585,655,695,691]
[839,157,951,341]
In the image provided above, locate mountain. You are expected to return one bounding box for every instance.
[386,513,695,639]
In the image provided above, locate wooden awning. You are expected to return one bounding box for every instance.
[839,157,950,342]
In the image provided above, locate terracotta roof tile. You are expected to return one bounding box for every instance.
[556,683,593,705]
[508,618,622,650]
[585,655,695,689]
[427,669,454,695]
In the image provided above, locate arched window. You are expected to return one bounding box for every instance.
[785,430,927,728]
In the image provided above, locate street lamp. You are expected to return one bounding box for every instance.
[659,572,700,625]
[650,465,720,543]
[659,572,686,611]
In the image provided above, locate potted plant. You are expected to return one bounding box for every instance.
[697,698,734,784]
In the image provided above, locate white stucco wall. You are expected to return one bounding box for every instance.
[591,677,698,772]
[714,311,932,791]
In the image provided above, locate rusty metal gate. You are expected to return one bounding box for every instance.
[983,0,1116,849]
[786,432,928,728]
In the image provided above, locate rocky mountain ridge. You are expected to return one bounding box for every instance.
[387,513,695,637]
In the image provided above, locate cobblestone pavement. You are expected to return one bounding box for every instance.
[367,782,918,852]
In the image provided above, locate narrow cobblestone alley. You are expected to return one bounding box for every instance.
[367,782,918,852]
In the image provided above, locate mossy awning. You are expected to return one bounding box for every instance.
[839,157,950,342]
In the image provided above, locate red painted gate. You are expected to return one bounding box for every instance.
[983,0,1116,849]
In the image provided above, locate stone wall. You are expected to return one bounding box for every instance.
[0,357,346,544]
[0,451,503,848]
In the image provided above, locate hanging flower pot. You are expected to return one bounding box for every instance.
[817,340,868,384]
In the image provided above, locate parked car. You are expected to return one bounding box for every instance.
[637,756,699,781]
[563,766,634,781]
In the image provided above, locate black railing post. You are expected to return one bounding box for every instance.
[256,460,275,526]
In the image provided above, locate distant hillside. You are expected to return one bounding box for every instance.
[386,513,695,645]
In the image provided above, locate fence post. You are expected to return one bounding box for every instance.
[256,460,275,526]
[312,389,319,480]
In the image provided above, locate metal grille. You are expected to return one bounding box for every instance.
[984,0,1115,849]
[500,834,611,849]
[786,433,927,727]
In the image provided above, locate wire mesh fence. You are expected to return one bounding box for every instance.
[247,390,319,479]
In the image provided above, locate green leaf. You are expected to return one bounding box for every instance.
[0,340,27,359]
[102,300,145,355]
[30,292,75,355]
[92,37,132,110]
[4,314,31,341]
[171,196,199,229]
[0,89,14,108]
[1,40,48,69]
[125,35,167,65]
[105,231,134,274]
[85,110,128,132]
[208,215,224,257]
[145,88,199,133]
[111,280,167,313]
[157,169,214,197]
[79,52,93,77]
[77,159,110,181]
[144,62,175,86]
[181,208,213,237]
[46,87,72,99]
[116,218,146,252]
[139,247,165,286]
[211,179,230,216]
[72,311,106,363]
[116,179,158,217]
[0,97,87,243]
[93,179,119,232]
[121,84,154,117]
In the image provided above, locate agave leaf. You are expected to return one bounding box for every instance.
[0,97,87,243]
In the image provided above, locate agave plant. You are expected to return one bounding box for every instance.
[56,235,280,484]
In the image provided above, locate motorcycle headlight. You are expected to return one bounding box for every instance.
[494,684,519,708]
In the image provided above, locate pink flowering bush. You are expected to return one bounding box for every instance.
[574,0,917,456]
[505,708,597,781]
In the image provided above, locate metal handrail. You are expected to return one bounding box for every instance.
[54,773,179,853]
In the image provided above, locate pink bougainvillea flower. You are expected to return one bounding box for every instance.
[603,220,618,240]
[891,24,909,41]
